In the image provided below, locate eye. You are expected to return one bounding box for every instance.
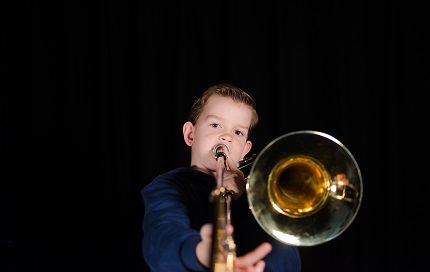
[235,130,244,136]
[210,123,221,128]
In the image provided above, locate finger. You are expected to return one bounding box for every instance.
[226,223,234,235]
[248,260,267,272]
[200,223,213,239]
[236,242,272,267]
[216,144,238,171]
[225,151,239,171]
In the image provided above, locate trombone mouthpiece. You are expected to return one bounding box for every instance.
[213,143,230,160]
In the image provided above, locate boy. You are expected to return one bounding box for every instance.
[142,83,301,271]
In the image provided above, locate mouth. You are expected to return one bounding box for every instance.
[212,143,230,160]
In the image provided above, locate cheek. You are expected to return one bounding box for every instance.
[199,130,217,141]
[194,131,213,147]
[239,142,251,157]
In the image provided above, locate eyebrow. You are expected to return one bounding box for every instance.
[205,114,250,131]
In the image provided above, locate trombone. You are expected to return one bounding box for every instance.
[209,130,363,271]
[210,143,237,272]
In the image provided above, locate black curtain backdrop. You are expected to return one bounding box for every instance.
[1,1,428,272]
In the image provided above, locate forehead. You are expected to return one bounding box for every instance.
[201,95,253,124]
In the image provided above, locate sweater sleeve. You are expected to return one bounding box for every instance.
[264,240,302,272]
[141,177,207,272]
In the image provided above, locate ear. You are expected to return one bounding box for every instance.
[183,121,194,147]
[241,140,252,158]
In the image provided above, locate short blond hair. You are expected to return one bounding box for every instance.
[187,83,259,138]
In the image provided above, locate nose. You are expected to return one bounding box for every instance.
[219,133,233,143]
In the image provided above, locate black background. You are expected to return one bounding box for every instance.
[1,1,428,271]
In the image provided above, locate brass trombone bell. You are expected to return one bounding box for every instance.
[245,130,363,246]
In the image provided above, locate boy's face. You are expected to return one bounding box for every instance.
[183,95,253,173]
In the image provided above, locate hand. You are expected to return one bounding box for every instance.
[334,173,349,185]
[234,242,272,272]
[196,223,272,272]
[214,152,246,199]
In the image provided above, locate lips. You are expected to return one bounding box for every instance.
[212,143,230,159]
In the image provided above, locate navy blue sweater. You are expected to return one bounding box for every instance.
[142,167,301,271]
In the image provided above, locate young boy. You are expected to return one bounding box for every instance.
[141,83,301,271]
